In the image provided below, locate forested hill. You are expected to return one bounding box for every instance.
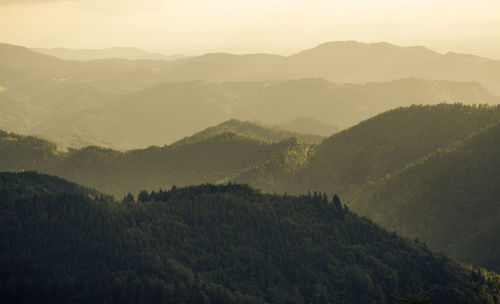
[291,104,500,196]
[171,119,324,146]
[0,171,91,199]
[349,121,500,272]
[0,126,313,196]
[1,171,500,303]
[2,104,500,199]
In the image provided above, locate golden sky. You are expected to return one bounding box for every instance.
[1,0,499,58]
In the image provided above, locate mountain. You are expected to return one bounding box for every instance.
[0,43,64,70]
[291,104,500,196]
[3,41,500,149]
[3,104,500,197]
[5,105,500,273]
[172,119,324,146]
[288,41,440,65]
[3,41,500,95]
[32,47,184,61]
[1,171,499,303]
[229,137,317,193]
[169,41,500,95]
[349,121,500,272]
[0,125,311,196]
[31,78,500,148]
[278,117,341,136]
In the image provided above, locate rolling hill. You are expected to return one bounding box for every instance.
[1,171,499,303]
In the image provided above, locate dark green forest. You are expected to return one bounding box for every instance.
[292,103,500,195]
[1,172,500,304]
[349,120,500,272]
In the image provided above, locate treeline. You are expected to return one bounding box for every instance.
[1,172,499,303]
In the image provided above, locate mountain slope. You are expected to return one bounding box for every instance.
[349,121,500,272]
[1,171,499,303]
[292,104,500,196]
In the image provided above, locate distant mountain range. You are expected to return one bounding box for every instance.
[2,40,500,148]
[32,47,185,61]
[3,40,500,93]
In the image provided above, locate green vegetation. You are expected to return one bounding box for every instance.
[1,171,500,303]
[0,127,293,196]
[349,121,500,272]
[171,119,324,146]
[3,104,500,274]
[292,104,500,196]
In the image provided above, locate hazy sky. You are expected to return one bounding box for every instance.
[1,0,499,58]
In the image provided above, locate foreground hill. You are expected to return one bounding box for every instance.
[349,121,500,272]
[33,78,500,147]
[1,171,499,303]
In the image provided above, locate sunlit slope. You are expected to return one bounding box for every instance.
[0,120,312,196]
[172,118,324,146]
